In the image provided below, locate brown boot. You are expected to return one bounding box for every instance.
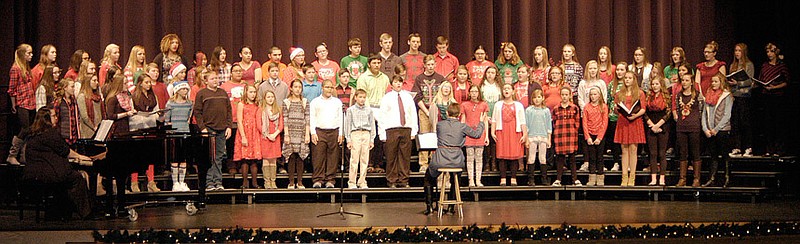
[676,161,688,187]
[692,160,702,187]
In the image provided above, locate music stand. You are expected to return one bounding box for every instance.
[317,110,363,220]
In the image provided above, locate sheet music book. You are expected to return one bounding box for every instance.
[617,100,640,118]
[416,133,438,150]
[93,120,114,142]
[753,74,780,86]
[726,69,751,82]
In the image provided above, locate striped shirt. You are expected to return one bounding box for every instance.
[344,104,376,142]
[165,100,193,133]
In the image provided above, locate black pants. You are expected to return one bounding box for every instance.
[762,95,786,155]
[646,126,669,175]
[16,107,35,129]
[498,158,519,180]
[556,153,577,182]
[676,131,701,161]
[604,121,621,167]
[730,97,752,150]
[707,131,731,164]
[586,135,605,175]
[369,120,385,169]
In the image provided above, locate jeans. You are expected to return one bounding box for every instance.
[207,128,227,188]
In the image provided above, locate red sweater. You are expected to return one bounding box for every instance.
[582,102,608,140]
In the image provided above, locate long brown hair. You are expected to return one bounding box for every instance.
[40,65,58,98]
[29,108,54,136]
[616,71,641,102]
[69,50,86,72]
[496,42,522,65]
[730,43,751,72]
[38,44,56,67]
[609,61,628,95]
[209,46,227,72]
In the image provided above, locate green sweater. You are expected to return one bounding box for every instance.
[340,55,368,88]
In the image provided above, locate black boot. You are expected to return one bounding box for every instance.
[702,160,718,187]
[527,164,536,186]
[423,186,434,215]
[540,164,550,186]
[723,160,731,188]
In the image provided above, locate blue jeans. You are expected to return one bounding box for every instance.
[207,128,227,188]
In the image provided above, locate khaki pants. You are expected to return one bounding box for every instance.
[348,131,371,187]
[417,110,431,170]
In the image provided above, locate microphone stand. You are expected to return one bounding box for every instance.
[317,108,363,219]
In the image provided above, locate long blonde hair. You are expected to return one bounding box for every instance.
[433,82,456,105]
[260,90,281,115]
[102,44,120,65]
[531,46,550,70]
[125,45,146,72]
[13,44,32,79]
[583,60,599,81]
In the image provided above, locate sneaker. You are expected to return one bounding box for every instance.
[348,184,358,189]
[215,185,225,191]
[287,184,296,189]
[296,184,306,189]
[206,186,216,191]
[172,183,183,191]
[729,148,742,157]
[181,182,191,191]
[551,180,562,186]
[359,184,369,189]
[476,182,484,187]
[574,180,583,186]
[469,182,476,187]
[643,167,650,172]
[313,182,323,188]
[325,182,335,188]
[743,148,753,157]
[278,168,288,174]
[579,162,589,171]
[611,163,620,171]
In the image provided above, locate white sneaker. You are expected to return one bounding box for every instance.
[574,180,583,186]
[469,182,476,187]
[551,180,562,186]
[359,184,369,189]
[181,182,191,191]
[611,163,620,171]
[287,184,296,189]
[172,183,182,191]
[579,162,589,171]
[348,184,358,189]
[729,148,742,157]
[743,148,753,157]
[476,182,484,187]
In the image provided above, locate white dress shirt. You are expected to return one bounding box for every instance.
[378,90,418,140]
[309,95,343,135]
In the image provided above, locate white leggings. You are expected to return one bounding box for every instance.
[527,137,548,165]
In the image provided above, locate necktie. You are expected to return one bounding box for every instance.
[398,93,406,126]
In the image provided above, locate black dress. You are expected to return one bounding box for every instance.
[22,128,92,219]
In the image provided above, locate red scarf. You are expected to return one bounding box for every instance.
[704,88,722,106]
[85,92,105,124]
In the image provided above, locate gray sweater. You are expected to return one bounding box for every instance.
[702,91,733,132]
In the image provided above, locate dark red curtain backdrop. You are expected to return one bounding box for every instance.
[3,0,724,76]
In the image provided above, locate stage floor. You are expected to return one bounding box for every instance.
[2,200,800,231]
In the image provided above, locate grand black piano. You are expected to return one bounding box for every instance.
[75,125,215,219]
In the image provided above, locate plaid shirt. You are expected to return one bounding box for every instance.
[552,103,580,154]
[54,97,80,144]
[211,63,232,84]
[8,65,36,110]
[336,84,353,109]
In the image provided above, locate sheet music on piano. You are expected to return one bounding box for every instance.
[94,120,114,142]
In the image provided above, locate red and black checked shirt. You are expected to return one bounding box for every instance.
[552,103,580,154]
[8,65,36,110]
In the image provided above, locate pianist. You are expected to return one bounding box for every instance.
[22,108,96,220]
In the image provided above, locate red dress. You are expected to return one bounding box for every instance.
[496,103,524,159]
[614,91,646,144]
[461,101,488,147]
[696,61,726,93]
[234,103,262,160]
[261,110,283,159]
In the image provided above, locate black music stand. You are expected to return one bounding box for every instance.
[317,111,363,220]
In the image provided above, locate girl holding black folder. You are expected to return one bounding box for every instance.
[727,43,755,157]
[758,43,790,158]
[613,71,646,186]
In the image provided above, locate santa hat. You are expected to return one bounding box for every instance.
[289,47,304,61]
[170,62,187,80]
[173,80,190,91]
